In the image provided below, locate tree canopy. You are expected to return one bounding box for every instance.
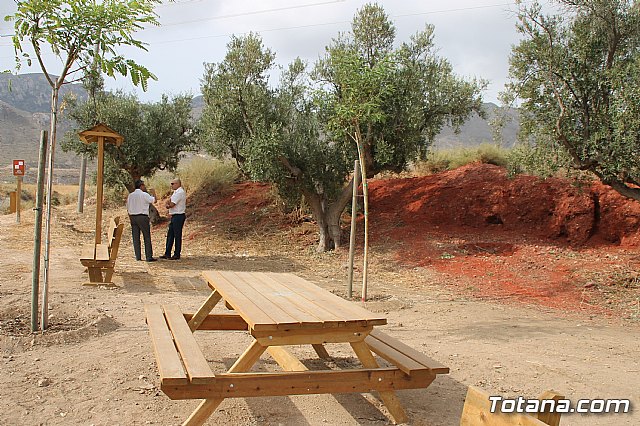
[199,3,485,251]
[506,0,640,200]
[62,90,197,191]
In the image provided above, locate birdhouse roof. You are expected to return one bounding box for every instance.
[79,123,124,146]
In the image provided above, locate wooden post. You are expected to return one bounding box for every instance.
[78,124,123,247]
[16,176,22,223]
[77,154,87,213]
[347,160,360,299]
[95,136,105,244]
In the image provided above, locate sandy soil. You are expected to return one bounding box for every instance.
[1,164,639,426]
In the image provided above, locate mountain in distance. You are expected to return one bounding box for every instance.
[0,73,519,183]
[190,94,520,148]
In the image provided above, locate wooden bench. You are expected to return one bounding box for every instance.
[80,216,124,286]
[145,303,450,425]
[460,386,563,426]
[365,328,450,376]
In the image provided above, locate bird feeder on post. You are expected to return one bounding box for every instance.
[79,124,124,244]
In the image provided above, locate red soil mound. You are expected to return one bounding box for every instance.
[367,163,640,316]
[369,162,640,248]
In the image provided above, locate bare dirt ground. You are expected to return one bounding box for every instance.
[1,163,639,426]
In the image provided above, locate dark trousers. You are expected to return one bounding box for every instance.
[164,213,186,258]
[129,214,153,261]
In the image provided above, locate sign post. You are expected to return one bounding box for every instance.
[12,160,25,223]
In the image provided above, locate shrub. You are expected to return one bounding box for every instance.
[177,156,239,195]
[413,143,510,175]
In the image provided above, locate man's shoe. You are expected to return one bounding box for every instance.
[146,258,158,262]
[159,255,169,259]
[168,256,180,260]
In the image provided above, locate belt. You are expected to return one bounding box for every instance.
[171,213,186,215]
[129,214,149,217]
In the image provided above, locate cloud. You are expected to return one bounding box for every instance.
[1,0,525,104]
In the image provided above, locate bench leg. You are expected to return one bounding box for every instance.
[312,343,331,359]
[84,267,105,285]
[351,341,408,424]
[103,267,115,284]
[183,340,267,426]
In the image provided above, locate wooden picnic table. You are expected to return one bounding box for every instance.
[145,270,449,425]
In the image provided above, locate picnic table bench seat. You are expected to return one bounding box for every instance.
[145,303,448,404]
[365,328,450,376]
[79,216,123,286]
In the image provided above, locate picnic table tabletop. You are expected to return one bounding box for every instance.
[201,270,387,332]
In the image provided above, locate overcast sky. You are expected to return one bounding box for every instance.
[0,0,531,104]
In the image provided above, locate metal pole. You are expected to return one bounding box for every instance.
[15,175,21,223]
[31,130,47,332]
[347,160,360,298]
[77,154,87,213]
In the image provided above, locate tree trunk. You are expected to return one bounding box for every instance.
[304,177,356,252]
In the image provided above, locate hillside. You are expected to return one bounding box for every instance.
[0,73,85,179]
[0,73,519,182]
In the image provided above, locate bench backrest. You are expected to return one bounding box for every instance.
[460,386,562,426]
[106,217,124,259]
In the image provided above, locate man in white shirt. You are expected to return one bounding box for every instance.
[126,179,157,262]
[160,178,186,260]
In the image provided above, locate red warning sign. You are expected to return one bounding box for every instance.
[12,159,25,176]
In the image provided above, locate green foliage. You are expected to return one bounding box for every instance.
[314,3,486,176]
[6,0,160,90]
[506,0,640,200]
[199,33,276,172]
[61,91,197,190]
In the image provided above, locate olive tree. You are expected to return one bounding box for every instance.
[62,91,197,191]
[506,0,640,200]
[199,4,484,252]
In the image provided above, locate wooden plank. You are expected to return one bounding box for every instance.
[80,244,95,260]
[460,386,549,426]
[108,222,124,259]
[368,329,449,374]
[312,344,331,359]
[364,334,427,375]
[351,340,407,424]
[202,271,294,330]
[536,390,564,426]
[274,272,387,327]
[267,347,308,371]
[221,271,303,328]
[254,327,371,346]
[188,290,222,331]
[202,270,279,331]
[162,305,214,384]
[162,368,434,400]
[182,339,266,425]
[182,313,248,331]
[246,272,328,328]
[144,305,188,386]
[94,244,110,261]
